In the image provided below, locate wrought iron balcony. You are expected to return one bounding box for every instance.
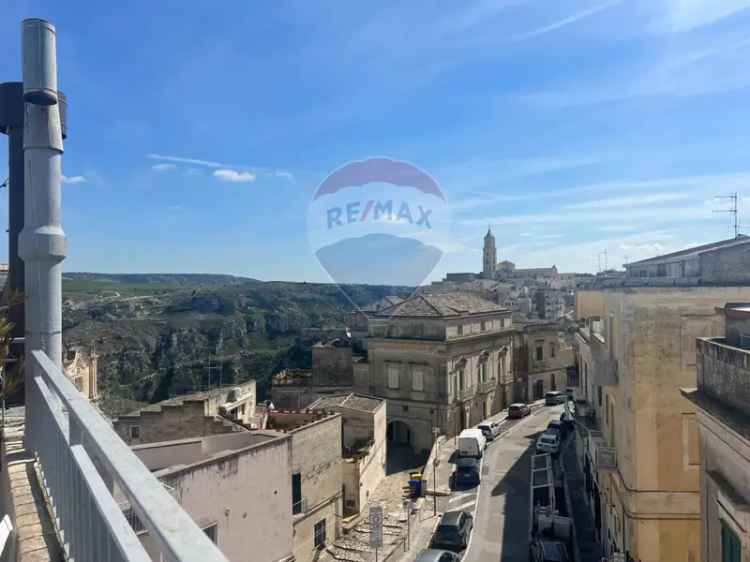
[26,350,229,562]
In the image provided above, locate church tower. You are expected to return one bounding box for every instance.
[482,227,497,278]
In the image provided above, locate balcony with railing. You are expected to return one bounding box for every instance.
[24,350,229,562]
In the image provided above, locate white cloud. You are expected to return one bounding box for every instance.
[148,154,293,182]
[62,175,87,184]
[152,163,177,172]
[511,0,620,41]
[148,153,226,168]
[563,191,690,211]
[666,0,750,32]
[213,169,256,183]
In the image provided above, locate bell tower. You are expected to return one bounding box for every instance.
[482,226,496,278]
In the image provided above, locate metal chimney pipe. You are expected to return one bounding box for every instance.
[18,18,66,369]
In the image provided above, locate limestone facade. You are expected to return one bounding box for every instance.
[682,304,750,562]
[114,381,256,445]
[266,411,343,562]
[355,293,514,453]
[576,285,750,562]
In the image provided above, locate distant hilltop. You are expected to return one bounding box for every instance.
[63,272,254,286]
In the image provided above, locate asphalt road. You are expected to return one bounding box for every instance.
[460,404,564,562]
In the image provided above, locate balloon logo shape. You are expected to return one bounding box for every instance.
[307,157,450,307]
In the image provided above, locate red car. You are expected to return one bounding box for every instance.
[508,403,531,419]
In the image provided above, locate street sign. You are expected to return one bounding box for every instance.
[369,506,383,548]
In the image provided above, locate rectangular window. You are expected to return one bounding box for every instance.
[550,343,556,358]
[129,426,141,440]
[535,346,544,361]
[314,520,327,550]
[387,364,400,389]
[598,386,602,407]
[721,520,741,562]
[203,524,218,544]
[292,472,302,514]
[480,321,487,331]
[457,324,463,336]
[412,366,424,391]
[479,362,487,383]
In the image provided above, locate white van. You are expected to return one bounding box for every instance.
[458,429,486,458]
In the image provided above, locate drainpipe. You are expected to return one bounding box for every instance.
[18,18,66,369]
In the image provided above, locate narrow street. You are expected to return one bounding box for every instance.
[462,404,563,562]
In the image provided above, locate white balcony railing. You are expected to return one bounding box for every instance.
[26,350,229,562]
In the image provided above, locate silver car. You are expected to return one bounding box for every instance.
[415,549,462,562]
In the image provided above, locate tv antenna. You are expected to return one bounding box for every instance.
[713,193,740,238]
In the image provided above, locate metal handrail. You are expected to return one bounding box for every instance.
[27,350,229,562]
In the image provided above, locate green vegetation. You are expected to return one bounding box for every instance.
[62,273,411,415]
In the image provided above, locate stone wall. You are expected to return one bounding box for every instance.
[137,435,294,562]
[699,242,750,283]
[697,338,750,414]
[289,414,343,562]
[114,401,242,445]
[312,344,353,386]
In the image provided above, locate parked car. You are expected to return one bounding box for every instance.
[565,387,576,400]
[415,550,462,562]
[560,411,575,430]
[535,431,560,455]
[508,402,531,419]
[547,419,566,438]
[478,421,500,441]
[452,457,480,488]
[545,391,566,406]
[458,429,486,459]
[530,539,570,562]
[431,510,473,551]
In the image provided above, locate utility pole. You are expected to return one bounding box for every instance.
[713,193,740,238]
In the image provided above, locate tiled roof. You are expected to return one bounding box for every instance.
[376,292,506,318]
[309,393,384,412]
[362,295,405,312]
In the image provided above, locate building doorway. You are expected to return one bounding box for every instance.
[387,420,412,447]
[534,380,544,400]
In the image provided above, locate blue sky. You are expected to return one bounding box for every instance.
[2,0,750,283]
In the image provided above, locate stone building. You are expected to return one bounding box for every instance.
[127,431,294,562]
[573,240,750,562]
[519,321,574,401]
[114,381,257,445]
[682,304,750,562]
[309,393,386,515]
[63,346,98,401]
[312,339,354,386]
[354,292,514,453]
[266,410,343,562]
[624,235,750,281]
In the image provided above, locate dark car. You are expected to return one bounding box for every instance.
[508,403,531,419]
[545,391,566,406]
[530,540,570,562]
[560,411,575,430]
[452,457,480,488]
[547,419,566,438]
[415,549,462,562]
[431,510,473,551]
